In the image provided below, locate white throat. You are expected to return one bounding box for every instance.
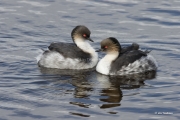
[75,38,95,55]
[96,52,119,75]
[74,38,98,66]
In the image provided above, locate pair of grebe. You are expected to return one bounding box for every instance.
[37,25,157,75]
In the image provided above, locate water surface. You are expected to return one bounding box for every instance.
[0,0,180,120]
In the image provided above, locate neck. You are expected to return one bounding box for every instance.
[96,52,119,75]
[74,38,98,66]
[104,52,119,61]
[74,38,95,54]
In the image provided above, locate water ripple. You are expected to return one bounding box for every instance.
[147,7,180,16]
[18,1,50,7]
[0,0,180,119]
[129,15,180,26]
[66,0,109,6]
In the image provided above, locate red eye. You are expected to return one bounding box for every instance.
[83,34,87,37]
[104,46,108,49]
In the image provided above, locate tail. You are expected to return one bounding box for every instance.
[144,49,152,54]
[132,42,139,50]
[35,49,44,63]
[41,48,46,51]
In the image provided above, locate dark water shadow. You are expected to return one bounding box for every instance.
[96,71,156,109]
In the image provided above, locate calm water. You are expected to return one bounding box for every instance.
[0,0,180,120]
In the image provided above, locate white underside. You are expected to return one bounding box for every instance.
[37,51,98,69]
[36,41,98,69]
[96,53,119,75]
[96,54,158,75]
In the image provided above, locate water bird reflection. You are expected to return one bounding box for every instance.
[39,67,156,116]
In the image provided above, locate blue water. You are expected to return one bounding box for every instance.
[0,0,180,120]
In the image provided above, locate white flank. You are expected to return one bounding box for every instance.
[37,40,98,69]
[111,55,158,75]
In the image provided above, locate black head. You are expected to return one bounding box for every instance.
[71,25,93,42]
[96,37,121,53]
